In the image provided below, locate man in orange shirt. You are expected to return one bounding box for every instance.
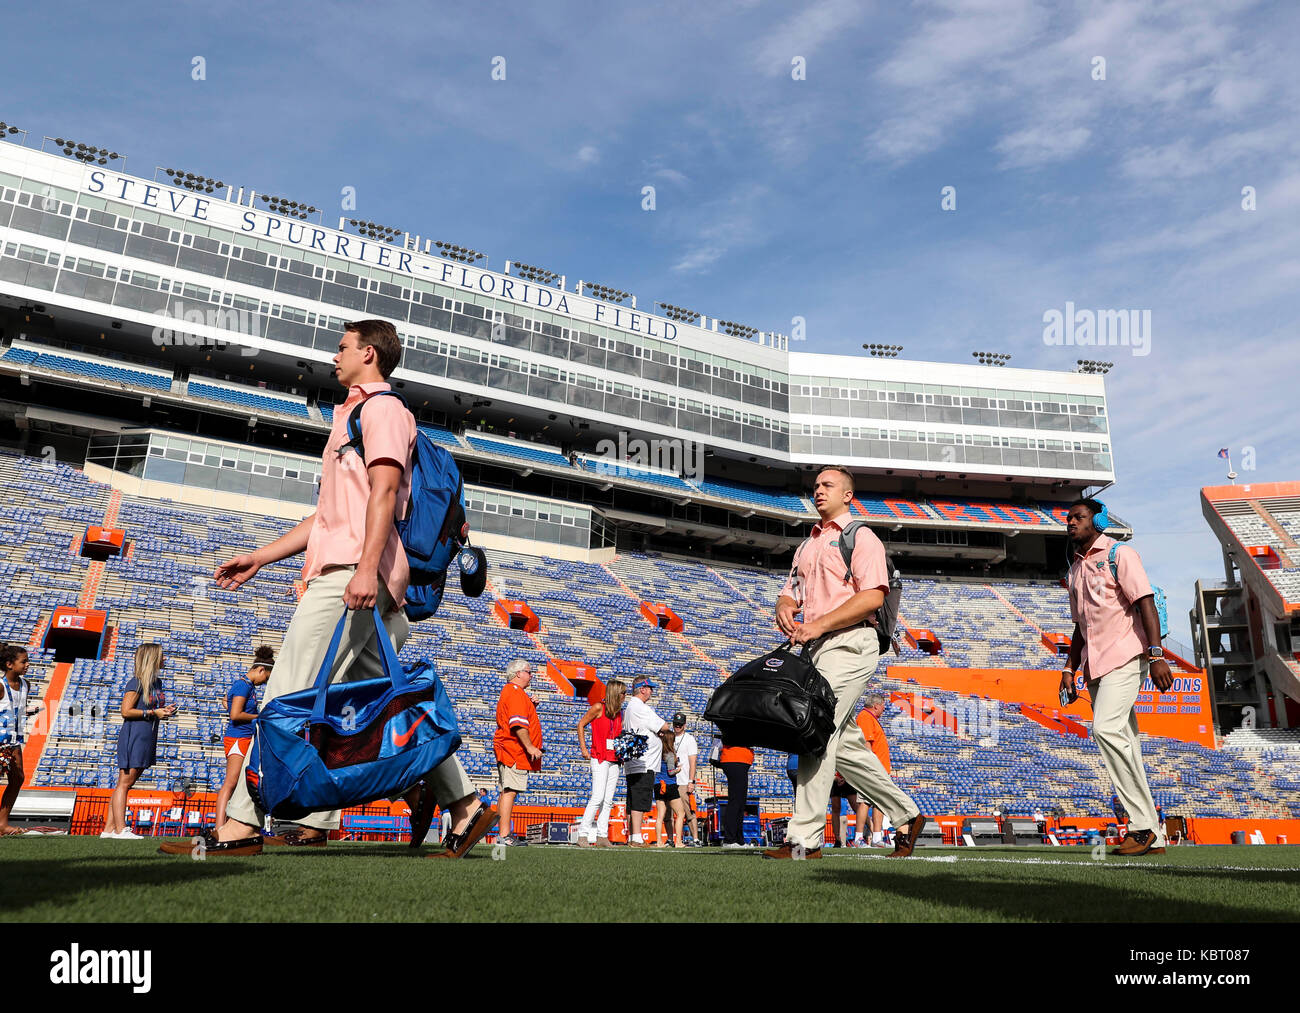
[494,659,543,846]
[856,693,891,847]
[829,694,891,847]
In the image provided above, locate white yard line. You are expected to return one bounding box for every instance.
[837,853,1300,872]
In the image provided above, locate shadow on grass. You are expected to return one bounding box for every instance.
[0,856,248,914]
[810,864,1299,922]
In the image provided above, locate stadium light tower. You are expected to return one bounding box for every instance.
[1075,359,1113,374]
[972,351,1012,366]
[259,193,319,221]
[0,120,25,143]
[656,301,702,325]
[348,219,403,243]
[45,135,123,168]
[863,343,903,358]
[159,167,225,194]
[509,260,562,286]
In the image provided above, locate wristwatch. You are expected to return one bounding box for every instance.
[1146,646,1165,660]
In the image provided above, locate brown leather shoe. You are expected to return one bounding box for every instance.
[1112,829,1165,856]
[264,827,327,847]
[426,804,498,859]
[595,836,612,848]
[888,814,926,858]
[761,842,822,860]
[158,833,262,857]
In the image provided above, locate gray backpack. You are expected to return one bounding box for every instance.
[834,520,903,655]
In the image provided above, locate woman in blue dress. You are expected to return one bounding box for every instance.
[103,644,175,839]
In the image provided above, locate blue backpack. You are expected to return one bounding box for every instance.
[1107,543,1168,639]
[343,390,486,621]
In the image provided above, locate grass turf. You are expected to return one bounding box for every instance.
[3,838,1298,922]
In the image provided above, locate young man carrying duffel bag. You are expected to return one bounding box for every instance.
[162,320,495,857]
[762,466,926,861]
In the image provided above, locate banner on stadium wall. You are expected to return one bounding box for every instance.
[887,666,1215,748]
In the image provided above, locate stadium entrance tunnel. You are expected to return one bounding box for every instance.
[79,525,126,561]
[639,602,684,632]
[43,606,109,663]
[493,600,540,632]
[909,628,942,655]
[547,660,603,703]
[1041,631,1071,655]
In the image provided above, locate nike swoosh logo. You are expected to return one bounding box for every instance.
[392,708,433,748]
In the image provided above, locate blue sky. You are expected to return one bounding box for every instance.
[4,0,1298,641]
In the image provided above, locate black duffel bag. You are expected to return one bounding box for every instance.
[703,641,838,758]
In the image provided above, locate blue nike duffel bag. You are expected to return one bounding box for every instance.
[246,605,461,821]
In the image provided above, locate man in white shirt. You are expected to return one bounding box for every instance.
[670,713,699,846]
[622,679,672,847]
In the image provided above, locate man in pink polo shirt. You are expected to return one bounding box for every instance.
[762,465,925,860]
[1063,498,1173,857]
[175,319,495,857]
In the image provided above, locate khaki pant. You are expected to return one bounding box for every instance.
[1087,655,1165,843]
[788,627,920,849]
[225,566,473,831]
[497,763,529,792]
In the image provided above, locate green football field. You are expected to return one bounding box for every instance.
[2,837,1298,922]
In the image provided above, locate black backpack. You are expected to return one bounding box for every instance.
[801,520,903,655]
[702,642,838,758]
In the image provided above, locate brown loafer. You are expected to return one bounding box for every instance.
[595,836,612,848]
[889,814,926,858]
[427,804,498,859]
[264,827,328,847]
[159,833,262,857]
[1112,829,1165,856]
[407,780,438,850]
[761,842,822,860]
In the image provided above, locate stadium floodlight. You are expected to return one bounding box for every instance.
[434,240,485,264]
[579,280,633,305]
[862,343,903,358]
[717,318,758,339]
[510,260,561,286]
[47,135,122,167]
[347,218,403,243]
[971,351,1012,366]
[159,167,225,194]
[1075,359,1113,374]
[259,193,319,220]
[0,120,23,142]
[655,301,702,325]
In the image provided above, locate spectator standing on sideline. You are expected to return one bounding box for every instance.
[105,644,176,840]
[576,679,626,847]
[621,678,672,847]
[856,693,892,847]
[494,659,543,846]
[670,713,699,846]
[167,321,495,858]
[764,466,926,860]
[1,645,41,837]
[1064,498,1173,857]
[719,744,753,848]
[214,646,273,832]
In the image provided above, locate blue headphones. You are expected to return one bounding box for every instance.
[1092,500,1110,532]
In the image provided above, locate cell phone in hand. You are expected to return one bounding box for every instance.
[1059,684,1076,706]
